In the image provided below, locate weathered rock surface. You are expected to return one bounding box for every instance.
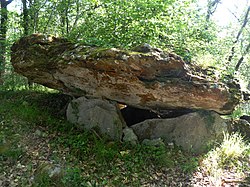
[66,97,124,140]
[122,127,138,145]
[131,111,228,153]
[11,34,241,114]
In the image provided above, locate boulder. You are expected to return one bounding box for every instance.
[131,111,228,153]
[66,97,124,140]
[228,119,250,140]
[11,34,241,114]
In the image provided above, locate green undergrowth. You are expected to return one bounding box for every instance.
[0,90,250,186]
[0,90,199,186]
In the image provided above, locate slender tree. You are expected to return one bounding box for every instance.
[227,6,250,66]
[206,0,221,22]
[235,42,250,71]
[0,0,13,84]
[22,0,29,35]
[28,0,40,33]
[59,0,70,35]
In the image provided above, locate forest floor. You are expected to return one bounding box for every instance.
[0,90,250,187]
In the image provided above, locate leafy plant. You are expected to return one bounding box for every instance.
[61,167,98,187]
[231,107,244,119]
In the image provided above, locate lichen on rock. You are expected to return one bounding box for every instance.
[10,34,242,115]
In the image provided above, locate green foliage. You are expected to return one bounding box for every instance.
[33,166,92,187]
[2,91,250,186]
[67,0,215,56]
[0,146,23,160]
[1,0,250,90]
[8,0,216,58]
[1,73,28,90]
[231,107,244,119]
[61,168,87,187]
[0,90,202,186]
[32,172,55,187]
[180,156,199,173]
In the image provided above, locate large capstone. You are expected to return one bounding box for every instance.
[11,34,242,115]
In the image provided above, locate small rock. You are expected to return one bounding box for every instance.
[34,129,42,136]
[22,101,29,106]
[122,127,138,145]
[49,166,62,178]
[133,43,152,53]
[167,142,175,149]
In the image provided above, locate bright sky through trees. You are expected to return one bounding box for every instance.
[209,0,249,26]
[9,0,249,27]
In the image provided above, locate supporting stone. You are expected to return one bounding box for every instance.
[131,111,228,153]
[66,97,124,140]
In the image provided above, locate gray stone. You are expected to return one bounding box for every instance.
[131,111,228,153]
[35,163,63,179]
[34,129,42,136]
[48,166,62,178]
[66,97,124,140]
[122,127,138,145]
[34,129,47,137]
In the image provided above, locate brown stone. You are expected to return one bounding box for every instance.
[11,34,241,114]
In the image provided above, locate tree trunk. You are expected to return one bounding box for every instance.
[206,0,221,22]
[0,0,13,85]
[22,0,29,36]
[227,6,250,66]
[28,0,39,33]
[59,0,70,35]
[235,42,250,71]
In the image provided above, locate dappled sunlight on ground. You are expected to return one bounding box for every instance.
[1,91,250,186]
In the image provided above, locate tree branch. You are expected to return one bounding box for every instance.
[70,3,103,33]
[235,42,250,71]
[206,0,221,22]
[227,6,250,64]
[6,0,13,5]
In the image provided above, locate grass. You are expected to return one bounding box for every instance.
[220,132,250,165]
[201,132,250,186]
[0,90,250,186]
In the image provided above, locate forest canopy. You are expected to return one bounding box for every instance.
[1,0,250,90]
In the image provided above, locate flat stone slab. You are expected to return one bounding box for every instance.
[11,34,241,114]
